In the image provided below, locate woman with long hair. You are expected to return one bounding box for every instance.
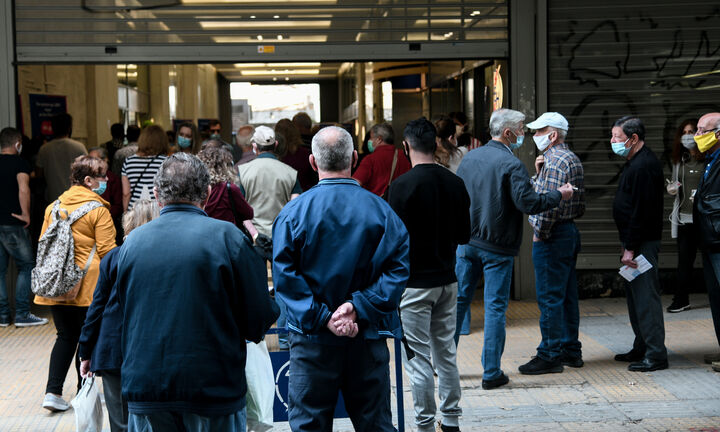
[667,118,704,313]
[174,122,202,155]
[434,116,468,173]
[275,118,317,191]
[121,125,169,211]
[36,155,117,412]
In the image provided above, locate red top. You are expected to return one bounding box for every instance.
[204,182,254,225]
[101,170,124,219]
[352,144,411,196]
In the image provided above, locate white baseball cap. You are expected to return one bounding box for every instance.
[252,125,275,146]
[526,112,569,131]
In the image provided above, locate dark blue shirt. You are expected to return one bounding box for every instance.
[705,148,720,180]
[272,178,410,345]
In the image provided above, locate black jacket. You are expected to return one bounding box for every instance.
[694,150,720,252]
[612,146,664,251]
[456,140,562,256]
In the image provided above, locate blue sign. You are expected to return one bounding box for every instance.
[29,94,67,139]
[269,350,349,422]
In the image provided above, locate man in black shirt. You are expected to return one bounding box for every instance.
[0,127,48,327]
[611,116,668,372]
[388,118,470,432]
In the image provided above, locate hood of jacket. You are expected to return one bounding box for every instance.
[58,185,111,208]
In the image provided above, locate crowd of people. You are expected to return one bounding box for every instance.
[1,107,720,432]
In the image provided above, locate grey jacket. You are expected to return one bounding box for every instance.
[456,140,562,256]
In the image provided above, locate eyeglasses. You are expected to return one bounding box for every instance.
[696,127,719,135]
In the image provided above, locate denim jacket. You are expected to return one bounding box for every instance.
[273,178,410,345]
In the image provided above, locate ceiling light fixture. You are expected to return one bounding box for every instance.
[257,35,263,40]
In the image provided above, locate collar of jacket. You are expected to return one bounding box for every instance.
[317,177,360,187]
[487,139,513,154]
[159,203,208,217]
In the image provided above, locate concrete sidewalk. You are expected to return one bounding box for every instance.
[1,294,719,431]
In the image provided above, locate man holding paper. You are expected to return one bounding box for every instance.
[611,116,668,372]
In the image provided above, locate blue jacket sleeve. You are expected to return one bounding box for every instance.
[350,210,410,326]
[508,161,562,215]
[272,213,333,334]
[78,249,116,360]
[233,234,280,343]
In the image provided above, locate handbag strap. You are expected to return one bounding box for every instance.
[129,155,158,203]
[386,149,399,191]
[83,244,97,272]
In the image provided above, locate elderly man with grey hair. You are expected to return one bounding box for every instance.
[454,109,574,390]
[353,122,411,196]
[115,153,279,431]
[273,126,410,431]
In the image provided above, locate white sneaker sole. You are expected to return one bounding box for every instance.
[15,320,48,328]
[42,402,69,412]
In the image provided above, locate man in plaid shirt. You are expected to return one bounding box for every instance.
[521,112,586,375]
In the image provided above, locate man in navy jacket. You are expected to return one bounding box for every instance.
[116,153,279,431]
[273,126,410,432]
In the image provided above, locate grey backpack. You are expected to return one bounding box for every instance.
[31,200,103,298]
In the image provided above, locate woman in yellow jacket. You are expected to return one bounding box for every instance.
[35,155,116,412]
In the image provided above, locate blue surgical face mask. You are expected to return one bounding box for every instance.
[92,181,107,196]
[177,136,192,148]
[210,133,221,140]
[509,130,524,150]
[122,137,129,146]
[611,138,631,157]
[367,139,375,153]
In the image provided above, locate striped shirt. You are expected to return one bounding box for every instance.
[121,154,167,209]
[528,143,585,240]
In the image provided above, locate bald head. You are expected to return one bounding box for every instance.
[698,113,720,133]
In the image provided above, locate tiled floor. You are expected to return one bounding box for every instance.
[1,294,719,431]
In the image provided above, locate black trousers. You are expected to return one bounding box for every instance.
[674,223,702,304]
[46,305,88,395]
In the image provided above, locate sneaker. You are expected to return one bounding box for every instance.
[482,373,509,390]
[15,313,49,327]
[712,361,720,372]
[0,316,9,327]
[42,393,69,412]
[559,353,584,368]
[704,352,720,364]
[666,300,690,313]
[519,356,564,375]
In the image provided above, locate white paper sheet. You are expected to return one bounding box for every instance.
[618,254,652,282]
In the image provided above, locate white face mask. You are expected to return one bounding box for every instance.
[533,133,552,152]
[14,142,22,154]
[681,134,696,149]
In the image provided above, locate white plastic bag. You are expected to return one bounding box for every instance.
[71,376,103,432]
[245,340,275,432]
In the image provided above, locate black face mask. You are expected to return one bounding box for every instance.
[403,142,412,165]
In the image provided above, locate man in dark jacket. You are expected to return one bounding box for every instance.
[388,118,470,432]
[691,112,720,371]
[454,109,574,390]
[611,116,668,372]
[115,153,279,430]
[273,126,410,432]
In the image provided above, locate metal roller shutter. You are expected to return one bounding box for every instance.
[548,0,720,269]
[14,0,509,63]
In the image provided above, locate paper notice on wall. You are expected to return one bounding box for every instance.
[618,254,653,282]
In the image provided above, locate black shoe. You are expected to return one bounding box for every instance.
[628,358,668,372]
[482,373,509,390]
[666,300,690,313]
[518,356,564,375]
[614,349,645,362]
[559,353,584,368]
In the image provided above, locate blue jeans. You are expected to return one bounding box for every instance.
[128,407,246,432]
[0,225,35,318]
[455,244,514,380]
[532,222,582,361]
[702,252,720,347]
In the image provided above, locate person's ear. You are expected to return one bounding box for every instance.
[352,150,358,169]
[153,187,163,207]
[83,176,93,188]
[309,154,319,172]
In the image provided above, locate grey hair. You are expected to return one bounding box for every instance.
[88,146,108,159]
[122,199,159,239]
[489,109,526,137]
[311,126,354,172]
[550,127,567,141]
[154,152,210,205]
[370,122,394,145]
